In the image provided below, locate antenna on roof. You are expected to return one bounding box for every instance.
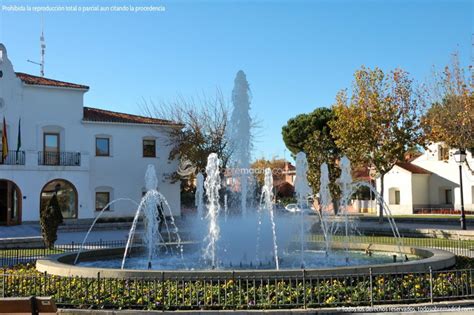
[27,16,45,77]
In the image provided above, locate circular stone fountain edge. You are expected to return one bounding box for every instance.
[35,243,456,279]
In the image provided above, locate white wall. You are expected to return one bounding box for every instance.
[0,44,181,222]
[377,165,414,215]
[412,143,474,211]
[84,122,181,217]
[411,174,430,206]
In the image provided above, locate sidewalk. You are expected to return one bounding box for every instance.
[0,223,129,244]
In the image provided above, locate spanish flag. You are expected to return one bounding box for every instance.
[2,117,8,162]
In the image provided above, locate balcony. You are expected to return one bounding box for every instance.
[38,151,81,166]
[0,151,25,165]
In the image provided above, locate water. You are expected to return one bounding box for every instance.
[259,168,279,270]
[318,163,335,254]
[76,154,407,272]
[339,157,353,257]
[195,173,205,219]
[203,153,221,268]
[229,70,252,217]
[120,165,182,270]
[80,249,418,270]
[74,198,139,265]
[294,152,312,267]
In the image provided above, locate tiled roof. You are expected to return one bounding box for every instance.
[352,167,371,181]
[396,162,431,174]
[15,72,89,90]
[83,107,182,126]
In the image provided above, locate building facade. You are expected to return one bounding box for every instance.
[0,44,181,225]
[378,143,474,215]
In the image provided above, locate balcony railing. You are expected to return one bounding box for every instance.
[0,151,25,165]
[38,151,81,166]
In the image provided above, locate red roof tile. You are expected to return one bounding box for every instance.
[352,167,371,180]
[15,72,89,90]
[83,107,182,126]
[396,162,431,174]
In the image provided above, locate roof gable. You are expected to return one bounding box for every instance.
[396,162,431,174]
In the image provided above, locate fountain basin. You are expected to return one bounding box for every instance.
[36,243,455,279]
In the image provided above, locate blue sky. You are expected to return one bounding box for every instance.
[1,0,472,160]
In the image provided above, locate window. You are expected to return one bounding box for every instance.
[143,139,156,157]
[388,188,400,205]
[394,190,401,205]
[439,146,449,161]
[95,192,110,211]
[96,137,110,156]
[43,133,60,165]
[445,189,453,204]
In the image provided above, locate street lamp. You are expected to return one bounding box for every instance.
[453,149,467,230]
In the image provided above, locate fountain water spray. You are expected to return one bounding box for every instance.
[203,153,221,268]
[318,163,334,254]
[229,70,252,217]
[74,198,139,265]
[121,165,182,270]
[196,173,205,219]
[351,181,404,258]
[261,168,279,270]
[224,193,228,222]
[338,157,353,259]
[295,152,312,267]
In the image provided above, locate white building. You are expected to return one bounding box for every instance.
[378,143,474,215]
[0,44,182,225]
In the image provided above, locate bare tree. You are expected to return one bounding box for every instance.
[142,89,233,175]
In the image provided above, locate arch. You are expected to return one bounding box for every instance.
[40,179,78,219]
[0,179,22,225]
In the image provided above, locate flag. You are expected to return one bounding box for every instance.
[2,117,8,162]
[16,118,21,163]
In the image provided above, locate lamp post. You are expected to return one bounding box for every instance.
[453,149,467,230]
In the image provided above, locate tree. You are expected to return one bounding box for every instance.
[282,107,341,208]
[251,157,286,186]
[422,54,473,149]
[282,108,333,154]
[40,194,63,249]
[143,90,232,180]
[329,67,424,223]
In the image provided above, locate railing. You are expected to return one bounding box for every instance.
[0,268,472,309]
[38,151,81,166]
[307,234,474,257]
[0,151,25,165]
[0,240,126,267]
[414,208,474,215]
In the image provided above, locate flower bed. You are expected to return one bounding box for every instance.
[1,262,473,310]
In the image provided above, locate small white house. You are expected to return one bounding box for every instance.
[378,143,474,215]
[0,43,182,225]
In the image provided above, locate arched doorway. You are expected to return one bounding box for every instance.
[40,179,78,219]
[0,180,22,225]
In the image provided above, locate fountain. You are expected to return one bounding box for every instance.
[294,152,312,267]
[229,70,252,217]
[318,163,335,254]
[195,172,205,219]
[203,153,221,268]
[40,152,456,278]
[120,165,182,270]
[262,168,279,269]
[38,70,451,278]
